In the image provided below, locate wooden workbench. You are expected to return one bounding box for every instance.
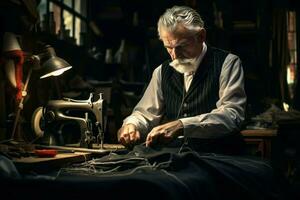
[241,129,277,137]
[241,129,277,159]
[13,152,92,174]
[12,143,126,174]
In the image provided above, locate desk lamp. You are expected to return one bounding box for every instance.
[10,45,72,142]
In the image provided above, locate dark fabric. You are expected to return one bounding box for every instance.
[0,155,21,179]
[0,144,285,200]
[33,145,285,199]
[161,46,229,120]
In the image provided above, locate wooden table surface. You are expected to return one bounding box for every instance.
[241,129,277,137]
[13,152,92,173]
[12,143,126,173]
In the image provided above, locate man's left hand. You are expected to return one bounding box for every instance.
[146,120,184,147]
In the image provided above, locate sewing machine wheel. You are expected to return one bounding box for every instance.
[31,106,45,138]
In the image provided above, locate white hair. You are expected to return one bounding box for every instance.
[157,6,204,39]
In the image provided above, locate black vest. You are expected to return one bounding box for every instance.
[161,46,229,120]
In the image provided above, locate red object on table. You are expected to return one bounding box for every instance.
[34,149,58,157]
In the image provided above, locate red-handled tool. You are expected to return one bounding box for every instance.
[34,149,58,157]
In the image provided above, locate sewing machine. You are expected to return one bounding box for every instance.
[32,93,107,149]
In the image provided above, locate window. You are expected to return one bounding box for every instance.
[38,0,87,46]
[286,11,297,100]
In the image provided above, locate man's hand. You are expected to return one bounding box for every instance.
[146,120,183,147]
[117,124,140,149]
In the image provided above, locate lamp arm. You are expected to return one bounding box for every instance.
[11,67,33,141]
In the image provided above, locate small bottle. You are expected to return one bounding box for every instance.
[105,49,113,64]
[41,13,48,32]
[80,32,86,46]
[49,12,56,35]
[58,23,65,39]
[114,39,125,64]
[133,11,139,27]
[64,29,70,39]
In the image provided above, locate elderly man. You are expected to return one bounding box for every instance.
[118,5,246,152]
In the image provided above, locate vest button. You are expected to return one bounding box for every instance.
[183,113,187,117]
[183,103,187,108]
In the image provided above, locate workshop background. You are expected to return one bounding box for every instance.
[0,0,299,140]
[0,0,299,138]
[0,0,300,198]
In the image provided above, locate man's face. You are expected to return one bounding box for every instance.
[160,25,205,73]
[160,25,205,61]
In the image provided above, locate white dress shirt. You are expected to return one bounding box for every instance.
[123,43,246,139]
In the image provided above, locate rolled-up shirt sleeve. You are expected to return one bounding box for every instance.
[180,54,246,138]
[123,66,165,138]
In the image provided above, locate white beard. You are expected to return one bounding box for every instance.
[169,57,198,74]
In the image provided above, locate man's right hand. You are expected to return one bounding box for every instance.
[117,124,141,148]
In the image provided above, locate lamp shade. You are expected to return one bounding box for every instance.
[35,45,72,79]
[39,57,72,79]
